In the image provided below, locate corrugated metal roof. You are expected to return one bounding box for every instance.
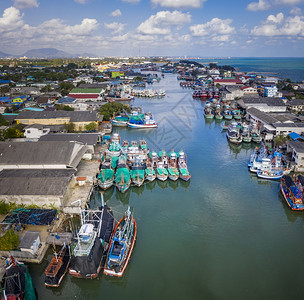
[16,110,98,122]
[69,88,102,94]
[39,133,100,145]
[0,169,75,195]
[0,141,84,167]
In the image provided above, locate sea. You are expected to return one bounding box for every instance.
[194,57,304,82]
[28,58,304,300]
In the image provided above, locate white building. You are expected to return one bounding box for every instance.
[19,231,41,255]
[264,86,278,97]
[24,124,50,139]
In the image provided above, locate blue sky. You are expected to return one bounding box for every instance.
[0,0,304,57]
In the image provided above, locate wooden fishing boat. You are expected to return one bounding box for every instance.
[45,244,70,287]
[1,257,36,300]
[280,175,304,210]
[168,150,179,181]
[178,151,191,181]
[115,156,131,193]
[130,158,145,187]
[104,207,137,277]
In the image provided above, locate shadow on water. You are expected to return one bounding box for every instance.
[131,184,145,197]
[115,188,131,205]
[167,179,179,190]
[156,179,169,190]
[145,180,157,191]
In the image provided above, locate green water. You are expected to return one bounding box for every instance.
[29,74,304,299]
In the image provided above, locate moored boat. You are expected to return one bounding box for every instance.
[226,121,242,144]
[127,113,157,128]
[178,150,191,181]
[1,257,36,300]
[280,175,304,210]
[104,207,137,277]
[110,115,129,127]
[115,156,131,193]
[45,244,70,287]
[168,150,179,181]
[69,205,114,279]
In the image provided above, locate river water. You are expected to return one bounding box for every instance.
[29,72,304,300]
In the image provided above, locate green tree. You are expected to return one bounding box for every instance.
[55,104,74,111]
[5,127,23,139]
[134,76,143,82]
[41,84,52,93]
[85,122,97,132]
[0,229,19,251]
[64,122,75,132]
[99,102,131,121]
[0,114,8,126]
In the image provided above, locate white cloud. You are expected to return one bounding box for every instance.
[290,7,302,15]
[247,0,303,11]
[13,0,39,9]
[121,0,140,3]
[267,12,284,23]
[111,9,122,17]
[104,22,126,34]
[137,10,191,35]
[212,35,229,42]
[151,0,206,8]
[247,0,270,11]
[0,7,24,33]
[190,18,235,36]
[251,13,304,36]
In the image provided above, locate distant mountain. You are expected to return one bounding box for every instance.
[0,51,12,58]
[23,48,73,58]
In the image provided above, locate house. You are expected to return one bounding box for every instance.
[24,124,50,139]
[287,140,304,172]
[15,110,101,131]
[264,86,279,97]
[19,231,41,256]
[286,99,304,112]
[0,168,76,208]
[240,86,258,94]
[73,75,93,85]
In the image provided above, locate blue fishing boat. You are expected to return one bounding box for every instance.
[127,113,157,128]
[280,175,304,210]
[104,207,137,277]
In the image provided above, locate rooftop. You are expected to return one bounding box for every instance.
[0,169,76,196]
[39,133,100,145]
[0,141,86,168]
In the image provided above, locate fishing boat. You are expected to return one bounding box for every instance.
[226,121,242,144]
[250,123,262,143]
[115,156,131,193]
[232,109,242,120]
[178,150,191,181]
[127,113,157,128]
[280,175,304,210]
[149,150,158,169]
[156,160,168,181]
[204,103,214,119]
[130,158,145,187]
[45,244,70,287]
[110,115,129,127]
[104,207,137,277]
[168,150,179,181]
[1,257,36,300]
[139,139,149,155]
[69,205,114,279]
[241,123,252,143]
[224,110,233,120]
[97,156,115,190]
[145,162,156,182]
[106,133,121,157]
[256,151,285,180]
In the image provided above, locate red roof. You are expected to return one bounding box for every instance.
[214,79,243,84]
[240,86,251,90]
[68,94,99,99]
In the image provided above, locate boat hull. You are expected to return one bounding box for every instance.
[280,184,304,210]
[127,123,157,129]
[98,179,114,190]
[104,217,137,277]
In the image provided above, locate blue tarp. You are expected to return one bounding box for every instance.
[288,132,304,141]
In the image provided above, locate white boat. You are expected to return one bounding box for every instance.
[127,113,157,128]
[226,121,242,144]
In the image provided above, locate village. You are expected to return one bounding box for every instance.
[1,56,304,294]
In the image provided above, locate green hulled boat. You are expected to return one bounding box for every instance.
[97,168,114,190]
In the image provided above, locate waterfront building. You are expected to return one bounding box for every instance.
[68,87,104,101]
[287,140,304,172]
[16,110,101,131]
[287,99,304,112]
[0,168,76,208]
[240,97,286,113]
